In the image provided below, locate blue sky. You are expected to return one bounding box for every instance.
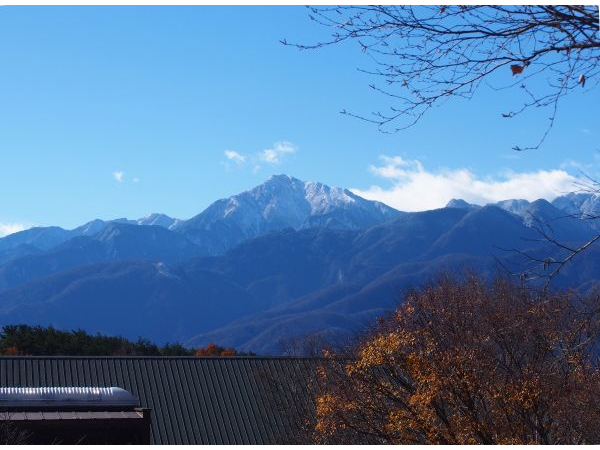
[0,6,598,234]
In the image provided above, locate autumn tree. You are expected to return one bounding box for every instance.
[313,274,600,444]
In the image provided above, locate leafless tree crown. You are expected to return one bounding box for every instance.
[284,5,599,149]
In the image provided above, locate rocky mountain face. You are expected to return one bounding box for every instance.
[172,174,402,255]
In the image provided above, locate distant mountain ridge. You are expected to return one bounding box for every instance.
[0,175,400,262]
[0,223,202,292]
[449,194,600,230]
[3,176,595,259]
[0,175,597,354]
[0,214,181,256]
[0,176,403,286]
[0,203,596,353]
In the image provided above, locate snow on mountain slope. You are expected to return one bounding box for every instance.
[493,199,531,216]
[174,174,402,254]
[552,192,599,215]
[136,213,181,229]
[445,199,480,210]
[552,193,600,229]
[490,193,599,227]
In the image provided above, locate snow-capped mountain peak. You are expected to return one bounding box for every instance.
[173,174,402,254]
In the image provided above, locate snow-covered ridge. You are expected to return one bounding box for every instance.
[136,213,181,229]
[172,174,403,254]
[211,174,399,224]
[447,192,600,231]
[446,193,599,219]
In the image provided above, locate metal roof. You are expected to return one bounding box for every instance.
[0,357,318,444]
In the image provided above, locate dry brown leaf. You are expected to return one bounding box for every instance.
[511,65,524,76]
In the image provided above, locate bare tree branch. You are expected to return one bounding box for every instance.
[284,5,599,149]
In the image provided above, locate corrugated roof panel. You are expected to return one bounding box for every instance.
[152,358,176,444]
[197,358,228,444]
[243,358,275,443]
[143,359,165,444]
[0,357,318,444]
[185,358,217,444]
[221,358,251,444]
[126,359,143,415]
[266,358,290,437]
[37,359,45,387]
[229,358,263,444]
[160,358,187,445]
[171,359,196,444]
[214,358,243,444]
[173,359,198,445]
[246,359,279,442]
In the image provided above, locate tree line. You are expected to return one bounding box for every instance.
[0,324,252,357]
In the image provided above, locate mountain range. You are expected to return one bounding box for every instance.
[0,175,598,354]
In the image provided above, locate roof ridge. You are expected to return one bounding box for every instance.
[0,355,326,360]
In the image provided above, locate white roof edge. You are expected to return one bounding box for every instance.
[0,387,138,406]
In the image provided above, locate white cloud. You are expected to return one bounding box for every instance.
[351,155,581,212]
[113,171,124,182]
[224,150,246,165]
[132,177,140,183]
[0,223,29,238]
[222,141,298,172]
[259,141,297,164]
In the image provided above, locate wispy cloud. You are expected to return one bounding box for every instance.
[222,141,298,172]
[500,152,522,160]
[113,171,124,182]
[351,155,582,212]
[259,141,297,164]
[224,150,246,165]
[0,222,30,238]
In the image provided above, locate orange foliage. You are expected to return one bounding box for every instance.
[1,346,20,356]
[194,343,238,357]
[219,349,237,357]
[314,275,600,444]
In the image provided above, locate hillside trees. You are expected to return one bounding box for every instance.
[313,275,600,444]
[0,325,248,357]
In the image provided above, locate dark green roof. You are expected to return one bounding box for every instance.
[0,356,317,444]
